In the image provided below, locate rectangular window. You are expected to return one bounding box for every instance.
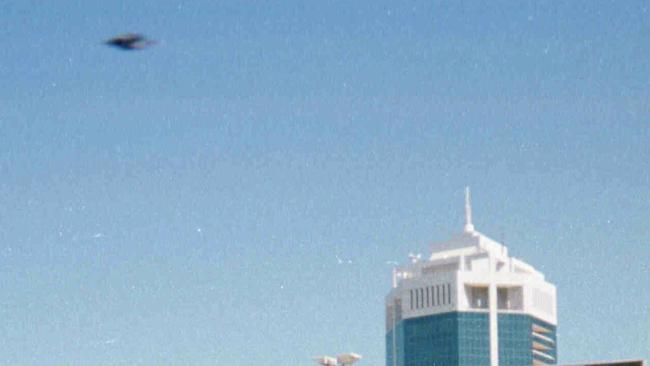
[410,289,413,310]
[467,286,489,309]
[432,286,436,306]
[427,286,431,307]
[415,289,420,309]
[419,288,424,308]
[447,284,452,304]
[431,286,435,306]
[436,285,440,306]
[442,284,446,305]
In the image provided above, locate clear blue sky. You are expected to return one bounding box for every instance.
[1,1,649,365]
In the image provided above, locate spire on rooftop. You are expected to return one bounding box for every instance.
[463,186,475,233]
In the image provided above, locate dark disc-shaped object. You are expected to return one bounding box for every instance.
[105,33,155,50]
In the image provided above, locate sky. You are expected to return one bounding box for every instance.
[1,1,649,365]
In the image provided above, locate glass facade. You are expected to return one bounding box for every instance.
[531,316,557,365]
[386,312,489,366]
[498,314,559,366]
[498,314,532,365]
[386,312,557,366]
[457,312,490,366]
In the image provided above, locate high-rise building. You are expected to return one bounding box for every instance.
[386,189,557,366]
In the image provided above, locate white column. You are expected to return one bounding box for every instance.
[489,254,499,366]
[489,283,499,366]
[392,296,397,366]
[464,187,475,233]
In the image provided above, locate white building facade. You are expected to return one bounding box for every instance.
[386,189,557,366]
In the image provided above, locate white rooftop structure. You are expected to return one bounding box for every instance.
[337,353,362,366]
[314,353,362,366]
[314,356,338,366]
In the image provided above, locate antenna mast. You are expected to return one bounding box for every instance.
[464,187,475,233]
